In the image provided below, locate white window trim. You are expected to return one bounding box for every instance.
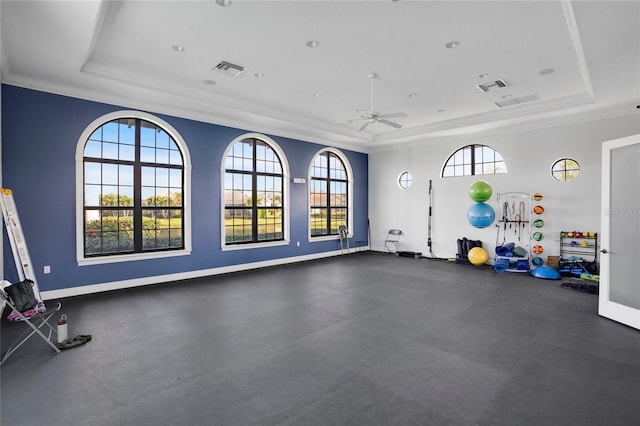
[221,133,290,251]
[75,110,192,265]
[308,147,354,241]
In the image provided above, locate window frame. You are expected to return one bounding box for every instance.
[551,157,580,182]
[308,148,354,241]
[398,171,413,189]
[221,133,290,251]
[441,144,507,178]
[76,111,192,266]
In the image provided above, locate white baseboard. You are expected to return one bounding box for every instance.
[40,246,369,300]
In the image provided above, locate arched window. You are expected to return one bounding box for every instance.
[442,144,507,177]
[77,111,191,264]
[309,149,352,237]
[223,135,287,246]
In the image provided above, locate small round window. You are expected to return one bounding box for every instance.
[551,158,580,182]
[398,172,413,189]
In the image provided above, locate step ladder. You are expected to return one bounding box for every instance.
[0,188,45,311]
[339,225,349,254]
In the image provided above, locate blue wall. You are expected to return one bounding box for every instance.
[2,85,368,292]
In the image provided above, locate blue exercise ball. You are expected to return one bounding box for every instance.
[467,203,495,228]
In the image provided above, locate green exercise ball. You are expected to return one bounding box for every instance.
[469,180,493,203]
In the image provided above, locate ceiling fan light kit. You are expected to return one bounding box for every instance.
[348,72,407,132]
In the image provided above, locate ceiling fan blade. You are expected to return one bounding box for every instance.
[377,112,407,119]
[358,121,370,132]
[348,117,366,123]
[377,119,402,129]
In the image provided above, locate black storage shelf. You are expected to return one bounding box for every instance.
[559,231,598,275]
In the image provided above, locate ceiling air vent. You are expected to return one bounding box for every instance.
[495,94,540,108]
[476,79,508,93]
[214,61,246,77]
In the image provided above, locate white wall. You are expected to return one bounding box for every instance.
[369,114,640,263]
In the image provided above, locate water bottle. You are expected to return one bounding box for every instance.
[57,314,68,343]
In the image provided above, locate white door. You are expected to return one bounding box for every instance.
[599,134,640,329]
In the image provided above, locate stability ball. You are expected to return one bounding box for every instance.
[468,180,493,203]
[468,247,489,266]
[467,203,495,228]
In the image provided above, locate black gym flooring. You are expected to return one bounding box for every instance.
[2,251,639,425]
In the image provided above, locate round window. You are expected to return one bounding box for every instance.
[551,158,580,182]
[398,171,413,189]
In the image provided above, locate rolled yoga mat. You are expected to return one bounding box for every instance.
[495,243,515,257]
[493,258,510,274]
[512,246,527,258]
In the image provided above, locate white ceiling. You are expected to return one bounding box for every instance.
[1,0,639,151]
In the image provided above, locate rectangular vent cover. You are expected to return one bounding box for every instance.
[214,61,246,77]
[495,94,540,108]
[476,79,508,93]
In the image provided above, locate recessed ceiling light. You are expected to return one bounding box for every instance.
[306,40,320,48]
[203,80,216,86]
[216,0,232,6]
[313,93,321,98]
[445,41,460,49]
[479,73,489,79]
[254,73,264,78]
[172,45,185,52]
[409,93,418,98]
[540,68,555,75]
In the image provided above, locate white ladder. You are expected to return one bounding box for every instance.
[0,188,45,311]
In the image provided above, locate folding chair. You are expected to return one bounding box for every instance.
[1,283,61,366]
[384,229,402,253]
[339,225,349,254]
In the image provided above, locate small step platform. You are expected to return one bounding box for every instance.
[395,251,422,259]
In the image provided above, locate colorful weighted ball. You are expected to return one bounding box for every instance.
[468,247,489,266]
[533,232,544,241]
[533,205,544,214]
[533,219,544,228]
[468,181,493,203]
[532,192,543,201]
[467,203,495,228]
[581,240,589,247]
[532,244,544,254]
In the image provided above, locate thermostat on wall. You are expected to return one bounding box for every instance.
[293,178,306,184]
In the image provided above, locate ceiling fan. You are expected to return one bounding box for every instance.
[348,72,407,132]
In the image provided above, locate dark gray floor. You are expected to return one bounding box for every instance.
[2,252,639,425]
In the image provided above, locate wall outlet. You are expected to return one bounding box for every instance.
[296,241,300,247]
[44,265,51,274]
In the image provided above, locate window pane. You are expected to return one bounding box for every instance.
[118,119,135,145]
[103,142,118,160]
[102,121,119,143]
[85,140,101,158]
[85,162,101,184]
[141,147,155,163]
[119,144,135,161]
